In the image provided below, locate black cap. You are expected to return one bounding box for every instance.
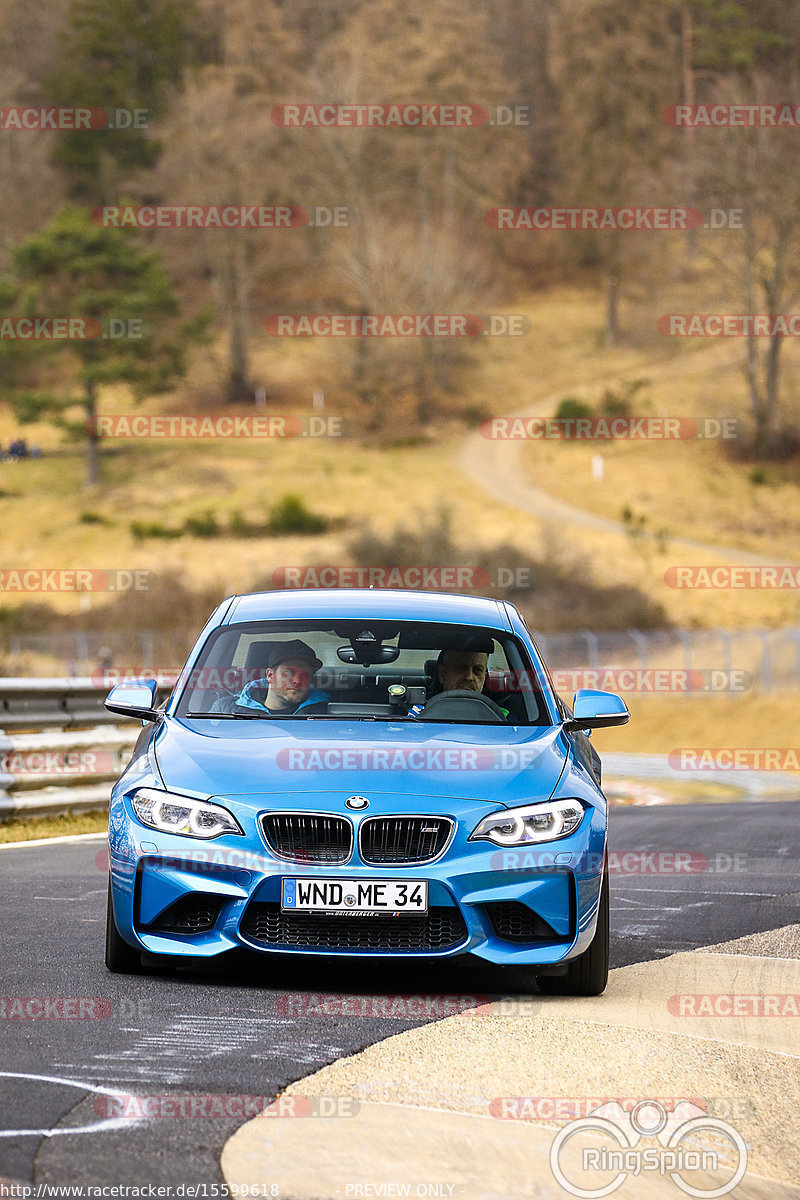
[267,639,323,673]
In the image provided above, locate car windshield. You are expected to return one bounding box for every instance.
[176,619,550,725]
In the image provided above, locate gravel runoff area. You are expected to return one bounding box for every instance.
[222,925,800,1199]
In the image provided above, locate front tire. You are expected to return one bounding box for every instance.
[536,868,609,996]
[105,879,143,973]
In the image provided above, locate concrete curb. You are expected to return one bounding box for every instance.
[222,931,800,1198]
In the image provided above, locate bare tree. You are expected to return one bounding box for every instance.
[554,0,682,343]
[691,72,800,454]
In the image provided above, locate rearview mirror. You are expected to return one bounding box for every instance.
[337,644,401,666]
[104,678,161,721]
[563,689,630,731]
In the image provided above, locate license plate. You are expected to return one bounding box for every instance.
[281,877,428,914]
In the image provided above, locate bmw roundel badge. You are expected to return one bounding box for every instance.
[345,795,369,810]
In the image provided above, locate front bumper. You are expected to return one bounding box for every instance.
[108,790,606,966]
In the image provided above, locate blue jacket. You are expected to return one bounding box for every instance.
[232,679,329,715]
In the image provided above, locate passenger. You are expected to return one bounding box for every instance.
[223,640,329,716]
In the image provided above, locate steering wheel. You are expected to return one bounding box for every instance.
[417,689,507,723]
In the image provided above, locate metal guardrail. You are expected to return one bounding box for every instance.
[0,677,148,729]
[0,678,172,821]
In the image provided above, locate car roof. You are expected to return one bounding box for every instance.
[222,589,514,631]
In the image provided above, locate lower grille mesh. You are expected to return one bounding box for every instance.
[485,901,559,942]
[241,902,467,952]
[149,894,222,934]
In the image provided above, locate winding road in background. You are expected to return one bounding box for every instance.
[457,350,790,564]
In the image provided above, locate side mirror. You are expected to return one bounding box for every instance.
[563,689,630,732]
[105,678,161,722]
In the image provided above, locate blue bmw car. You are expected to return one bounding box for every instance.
[104,589,629,994]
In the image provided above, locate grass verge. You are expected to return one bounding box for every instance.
[0,810,108,843]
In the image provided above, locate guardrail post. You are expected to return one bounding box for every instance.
[757,629,772,693]
[629,628,647,668]
[580,631,599,668]
[0,727,13,805]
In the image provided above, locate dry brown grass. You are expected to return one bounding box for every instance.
[0,283,797,635]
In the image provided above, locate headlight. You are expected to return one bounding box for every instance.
[131,788,243,839]
[469,799,584,846]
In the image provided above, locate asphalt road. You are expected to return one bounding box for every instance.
[1,798,798,1189]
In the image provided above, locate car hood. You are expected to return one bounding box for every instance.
[152,717,571,807]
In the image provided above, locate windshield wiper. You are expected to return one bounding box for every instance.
[185,711,317,719]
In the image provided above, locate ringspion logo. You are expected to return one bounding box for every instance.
[549,1100,747,1197]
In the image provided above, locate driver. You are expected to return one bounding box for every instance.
[411,641,511,720]
[436,648,488,694]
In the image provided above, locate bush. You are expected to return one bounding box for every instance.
[266,494,329,535]
[183,510,220,538]
[598,378,650,418]
[554,396,593,421]
[80,511,110,525]
[458,402,493,428]
[130,520,181,540]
